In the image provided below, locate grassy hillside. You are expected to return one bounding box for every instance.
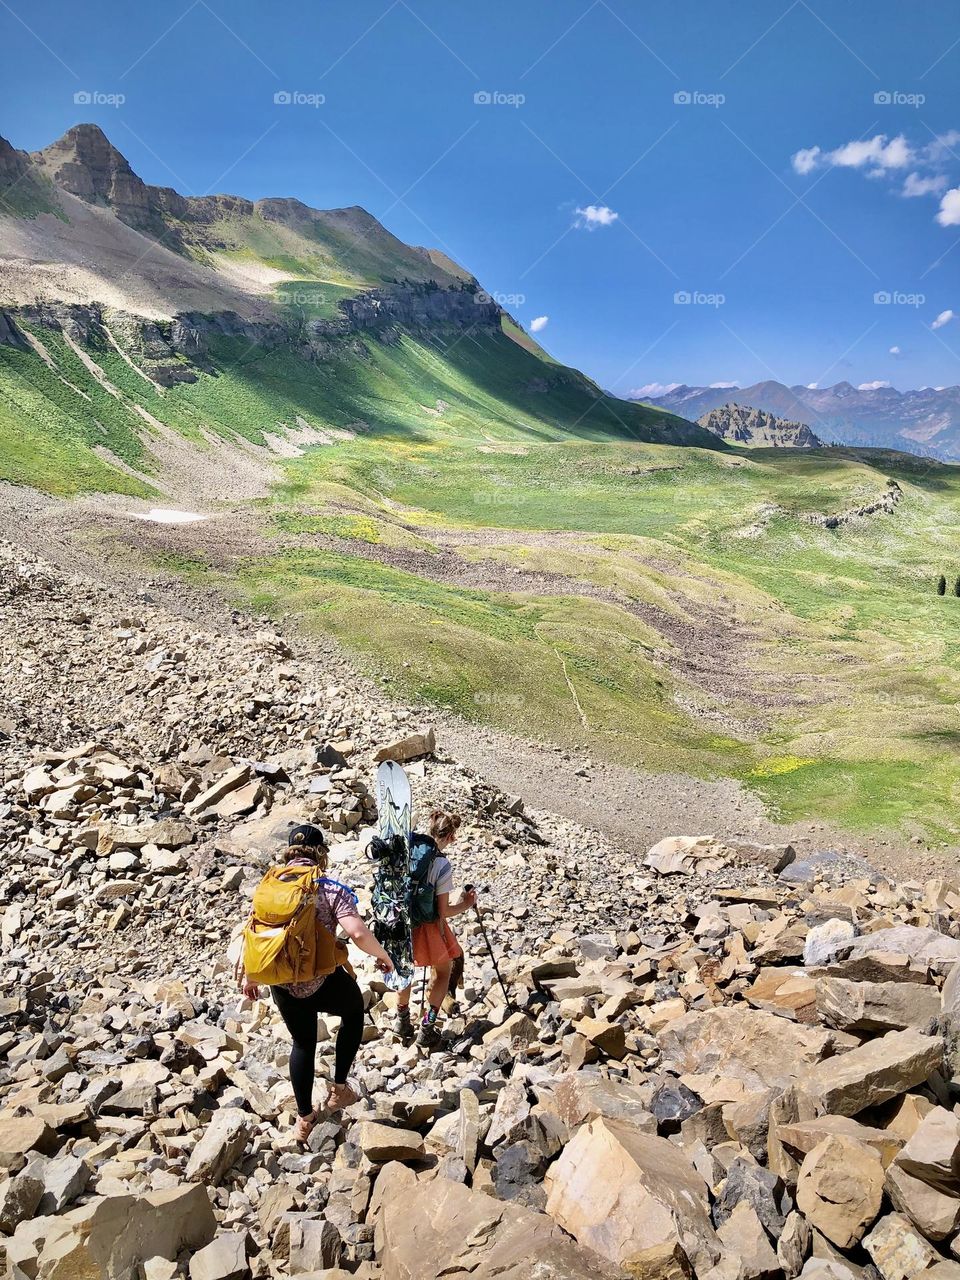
[198,208,454,291]
[227,435,960,847]
[0,319,699,495]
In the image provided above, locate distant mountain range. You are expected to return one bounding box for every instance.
[697,403,822,448]
[635,381,960,460]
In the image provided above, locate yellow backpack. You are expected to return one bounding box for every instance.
[242,864,350,985]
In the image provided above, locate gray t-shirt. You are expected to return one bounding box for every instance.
[427,854,454,896]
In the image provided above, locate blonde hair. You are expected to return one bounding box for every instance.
[428,809,461,843]
[284,844,330,875]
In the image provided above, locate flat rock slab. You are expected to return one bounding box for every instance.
[354,1121,425,1163]
[848,926,960,972]
[658,1005,833,1093]
[797,1028,943,1118]
[817,976,941,1033]
[776,1115,903,1166]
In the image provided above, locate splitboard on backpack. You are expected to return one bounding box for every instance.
[367,761,415,991]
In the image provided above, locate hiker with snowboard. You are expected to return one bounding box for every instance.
[395,809,476,1048]
[237,824,395,1143]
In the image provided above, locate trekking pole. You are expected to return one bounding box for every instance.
[465,885,515,1012]
[420,967,428,1018]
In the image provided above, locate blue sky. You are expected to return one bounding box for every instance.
[3,0,959,394]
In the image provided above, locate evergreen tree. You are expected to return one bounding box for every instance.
[954,577,960,597]
[938,575,947,595]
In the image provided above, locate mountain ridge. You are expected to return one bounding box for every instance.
[637,379,960,459]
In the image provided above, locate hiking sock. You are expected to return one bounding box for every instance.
[422,1005,441,1026]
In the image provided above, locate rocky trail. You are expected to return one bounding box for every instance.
[5,539,960,1280]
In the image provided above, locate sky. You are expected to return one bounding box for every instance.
[2,0,959,395]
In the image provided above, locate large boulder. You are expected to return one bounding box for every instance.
[658,1006,832,1093]
[374,728,436,764]
[884,1161,960,1240]
[817,977,940,1033]
[185,1109,251,1184]
[544,1118,720,1276]
[9,1184,215,1280]
[895,1106,960,1190]
[188,1232,250,1280]
[0,1115,60,1169]
[716,1202,780,1280]
[804,919,856,967]
[644,836,729,875]
[550,1072,655,1131]
[371,1160,619,1279]
[796,1029,943,1117]
[862,1211,940,1279]
[847,926,960,973]
[795,1135,884,1248]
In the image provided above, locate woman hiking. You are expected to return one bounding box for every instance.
[395,809,476,1049]
[239,824,395,1143]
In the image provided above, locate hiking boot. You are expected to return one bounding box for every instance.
[394,1008,414,1041]
[417,1019,442,1051]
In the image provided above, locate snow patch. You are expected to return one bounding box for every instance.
[132,508,208,524]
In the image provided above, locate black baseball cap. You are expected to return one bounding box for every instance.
[288,823,328,850]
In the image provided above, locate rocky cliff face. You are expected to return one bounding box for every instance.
[32,124,172,241]
[0,276,502,381]
[698,403,822,448]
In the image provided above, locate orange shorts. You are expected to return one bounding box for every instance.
[412,919,463,968]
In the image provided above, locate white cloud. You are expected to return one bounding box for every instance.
[630,382,679,398]
[937,188,960,226]
[857,380,891,390]
[709,381,739,388]
[806,382,819,389]
[889,345,901,355]
[529,315,549,333]
[575,204,619,230]
[932,309,956,329]
[793,132,960,229]
[792,146,821,176]
[903,172,948,198]
[795,134,913,174]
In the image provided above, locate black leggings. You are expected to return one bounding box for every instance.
[272,967,365,1116]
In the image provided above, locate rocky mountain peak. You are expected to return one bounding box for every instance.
[31,123,168,236]
[698,402,823,448]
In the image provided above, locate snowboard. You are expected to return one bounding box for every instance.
[368,761,414,991]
